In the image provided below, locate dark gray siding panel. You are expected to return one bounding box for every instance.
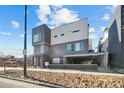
[44,26,51,44]
[50,40,88,58]
[108,20,122,68]
[32,25,45,46]
[120,31,124,68]
[32,24,51,46]
[120,6,124,68]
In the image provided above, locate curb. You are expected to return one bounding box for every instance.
[0,75,64,88]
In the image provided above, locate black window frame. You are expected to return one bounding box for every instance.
[72,30,80,33]
[61,33,64,36]
[54,35,58,38]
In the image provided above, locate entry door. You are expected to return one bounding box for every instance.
[38,57,41,67]
[53,58,60,64]
[72,58,79,64]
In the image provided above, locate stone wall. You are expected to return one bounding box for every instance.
[0,70,124,88]
[27,70,124,88]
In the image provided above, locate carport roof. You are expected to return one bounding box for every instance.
[63,52,107,58]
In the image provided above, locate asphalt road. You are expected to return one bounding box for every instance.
[0,77,48,88]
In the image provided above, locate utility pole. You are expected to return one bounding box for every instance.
[3,58,6,74]
[23,5,27,77]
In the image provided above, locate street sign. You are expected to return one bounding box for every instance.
[23,49,27,55]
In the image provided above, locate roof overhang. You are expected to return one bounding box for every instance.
[63,53,107,58]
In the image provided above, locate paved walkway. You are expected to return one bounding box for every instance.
[0,77,48,88]
[0,67,124,77]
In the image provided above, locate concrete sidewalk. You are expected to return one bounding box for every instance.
[0,67,123,76]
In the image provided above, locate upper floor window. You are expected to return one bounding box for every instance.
[72,30,80,33]
[75,42,80,51]
[67,44,72,52]
[34,45,45,55]
[61,33,64,36]
[67,42,81,52]
[54,35,57,38]
[33,33,41,42]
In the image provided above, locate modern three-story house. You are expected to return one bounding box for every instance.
[32,18,90,67]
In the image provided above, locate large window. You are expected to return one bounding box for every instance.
[34,46,44,55]
[52,58,60,64]
[44,45,49,54]
[67,44,72,52]
[75,42,80,51]
[67,42,81,52]
[33,33,41,42]
[34,45,49,55]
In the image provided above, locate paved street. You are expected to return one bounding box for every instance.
[0,77,48,88]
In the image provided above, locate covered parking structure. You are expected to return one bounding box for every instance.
[63,52,108,68]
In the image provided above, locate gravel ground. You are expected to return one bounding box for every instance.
[0,69,124,88]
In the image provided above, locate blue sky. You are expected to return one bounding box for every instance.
[0,5,116,57]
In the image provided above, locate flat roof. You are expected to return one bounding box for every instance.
[51,18,88,30]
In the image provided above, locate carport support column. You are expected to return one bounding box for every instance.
[101,52,108,68]
[63,57,67,64]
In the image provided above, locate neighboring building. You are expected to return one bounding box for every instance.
[88,39,93,51]
[101,28,108,52]
[108,5,124,68]
[32,19,89,67]
[0,55,18,67]
[88,39,94,53]
[15,55,34,66]
[98,38,102,53]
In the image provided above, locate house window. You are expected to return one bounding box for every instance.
[72,30,80,33]
[67,43,75,52]
[54,35,57,38]
[44,45,49,54]
[75,42,80,51]
[52,58,60,64]
[33,33,41,42]
[61,33,64,36]
[67,44,72,52]
[34,45,44,55]
[67,42,81,52]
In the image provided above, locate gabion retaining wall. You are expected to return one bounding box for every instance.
[0,70,124,88]
[27,71,124,88]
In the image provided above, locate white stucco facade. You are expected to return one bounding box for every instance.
[51,19,88,45]
[101,28,108,52]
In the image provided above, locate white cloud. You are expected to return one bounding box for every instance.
[100,26,106,32]
[0,32,12,36]
[51,8,79,26]
[102,14,110,21]
[19,34,24,38]
[89,27,96,33]
[36,5,79,27]
[37,5,51,24]
[11,21,20,28]
[89,34,97,40]
[0,45,3,50]
[53,5,63,8]
[19,33,31,39]
[106,5,118,13]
